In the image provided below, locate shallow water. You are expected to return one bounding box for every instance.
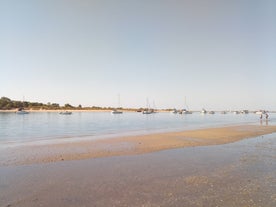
[0,133,275,207]
[1,112,274,144]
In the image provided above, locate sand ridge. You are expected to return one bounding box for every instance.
[1,124,276,166]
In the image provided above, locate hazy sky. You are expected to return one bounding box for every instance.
[1,0,275,110]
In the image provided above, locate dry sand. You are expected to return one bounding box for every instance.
[1,124,276,166]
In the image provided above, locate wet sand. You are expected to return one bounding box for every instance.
[1,125,276,166]
[0,133,275,207]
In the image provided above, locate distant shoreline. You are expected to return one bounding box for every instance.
[1,109,275,113]
[0,109,167,113]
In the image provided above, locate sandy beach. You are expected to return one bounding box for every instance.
[1,126,276,207]
[1,124,276,166]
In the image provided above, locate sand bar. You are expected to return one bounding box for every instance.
[1,124,276,166]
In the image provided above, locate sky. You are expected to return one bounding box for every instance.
[0,0,275,110]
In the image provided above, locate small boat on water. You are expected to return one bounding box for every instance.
[171,109,178,114]
[142,109,154,114]
[180,97,192,114]
[111,94,123,114]
[111,109,123,114]
[142,98,154,114]
[208,111,215,114]
[16,109,29,114]
[241,110,249,114]
[59,111,72,115]
[181,109,192,114]
[201,108,207,114]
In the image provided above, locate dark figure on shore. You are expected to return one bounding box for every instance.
[265,113,269,120]
[260,114,263,119]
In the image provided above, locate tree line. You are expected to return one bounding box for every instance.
[0,97,118,110]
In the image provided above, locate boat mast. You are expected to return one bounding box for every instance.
[185,96,189,110]
[117,94,121,109]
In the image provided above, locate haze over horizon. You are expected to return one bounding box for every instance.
[1,0,275,110]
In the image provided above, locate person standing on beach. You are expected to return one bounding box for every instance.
[260,114,263,119]
[265,113,269,120]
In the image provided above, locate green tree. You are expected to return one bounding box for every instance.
[0,97,12,109]
[64,103,73,108]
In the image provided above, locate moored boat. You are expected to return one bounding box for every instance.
[111,109,123,114]
[142,109,154,114]
[16,108,29,114]
[143,98,154,114]
[59,111,72,115]
[201,108,207,114]
[16,110,29,114]
[111,94,123,114]
[241,110,249,114]
[181,109,192,114]
[171,109,178,114]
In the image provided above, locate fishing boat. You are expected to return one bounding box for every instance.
[201,108,207,114]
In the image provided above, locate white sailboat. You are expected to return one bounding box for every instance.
[182,109,192,114]
[16,97,29,114]
[171,109,178,114]
[16,108,29,114]
[142,98,153,114]
[181,97,192,114]
[111,94,123,114]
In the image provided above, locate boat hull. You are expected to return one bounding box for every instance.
[59,112,72,115]
[16,111,29,114]
[111,111,123,114]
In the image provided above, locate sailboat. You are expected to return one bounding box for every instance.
[111,94,123,114]
[201,108,207,114]
[181,97,192,114]
[142,109,153,114]
[16,97,29,114]
[171,108,178,114]
[181,109,192,114]
[111,109,123,114]
[142,98,153,114]
[16,108,29,114]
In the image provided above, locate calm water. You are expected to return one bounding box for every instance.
[0,112,274,144]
